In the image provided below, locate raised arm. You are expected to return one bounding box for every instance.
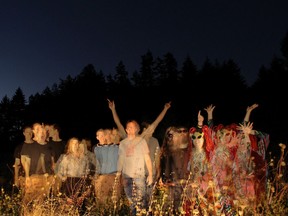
[244,103,259,123]
[142,102,171,138]
[107,99,126,139]
[197,110,204,128]
[204,104,215,122]
[150,102,171,130]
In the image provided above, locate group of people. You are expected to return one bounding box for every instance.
[13,100,269,215]
[160,104,269,215]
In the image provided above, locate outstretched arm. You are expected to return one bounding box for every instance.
[107,99,126,139]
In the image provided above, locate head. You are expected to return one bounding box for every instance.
[66,137,80,155]
[141,121,150,133]
[23,126,33,141]
[162,126,182,151]
[96,129,106,144]
[79,140,88,157]
[190,130,205,151]
[81,138,92,151]
[44,124,52,141]
[104,128,113,144]
[177,126,189,148]
[218,124,238,147]
[32,123,47,143]
[189,125,214,157]
[111,128,121,144]
[50,124,61,138]
[125,120,140,136]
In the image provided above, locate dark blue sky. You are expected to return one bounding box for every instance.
[1,0,287,99]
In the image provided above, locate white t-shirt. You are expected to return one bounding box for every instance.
[118,136,149,178]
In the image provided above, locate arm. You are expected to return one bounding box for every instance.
[143,102,171,137]
[117,154,124,174]
[197,110,204,128]
[21,155,30,178]
[13,158,21,186]
[144,153,153,185]
[204,104,215,122]
[150,102,171,129]
[244,103,259,123]
[154,146,161,181]
[107,99,126,139]
[204,104,215,127]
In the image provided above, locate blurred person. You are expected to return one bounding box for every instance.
[20,122,54,202]
[117,120,153,215]
[158,126,191,213]
[93,128,122,206]
[55,137,91,207]
[80,138,99,178]
[13,126,33,187]
[108,99,171,205]
[47,123,66,170]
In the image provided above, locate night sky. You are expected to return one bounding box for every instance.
[1,0,287,99]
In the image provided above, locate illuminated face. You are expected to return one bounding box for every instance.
[96,130,106,144]
[33,123,47,143]
[125,121,139,136]
[70,139,79,154]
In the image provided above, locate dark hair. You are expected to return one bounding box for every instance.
[52,124,61,133]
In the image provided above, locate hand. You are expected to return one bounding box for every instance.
[146,174,153,186]
[237,122,253,134]
[164,101,171,109]
[246,104,259,113]
[25,176,32,187]
[204,104,215,113]
[198,110,204,124]
[107,98,115,110]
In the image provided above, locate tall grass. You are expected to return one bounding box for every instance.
[1,143,288,215]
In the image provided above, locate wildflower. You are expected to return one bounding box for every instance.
[208,180,214,187]
[178,206,186,214]
[191,182,199,189]
[192,209,200,215]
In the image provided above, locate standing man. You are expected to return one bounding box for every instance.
[117,120,153,215]
[20,122,54,202]
[93,128,121,206]
[13,126,33,187]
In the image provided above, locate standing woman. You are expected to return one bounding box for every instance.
[55,137,90,207]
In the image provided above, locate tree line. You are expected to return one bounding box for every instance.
[0,32,287,174]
